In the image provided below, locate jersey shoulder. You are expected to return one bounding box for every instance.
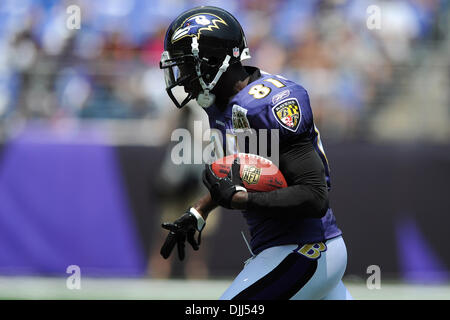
[231,72,313,134]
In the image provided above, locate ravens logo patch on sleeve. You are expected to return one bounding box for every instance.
[272,98,301,132]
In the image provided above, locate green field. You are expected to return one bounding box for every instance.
[0,276,449,300]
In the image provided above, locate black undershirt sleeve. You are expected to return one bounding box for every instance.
[246,135,329,219]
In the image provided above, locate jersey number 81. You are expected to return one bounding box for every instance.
[248,78,285,99]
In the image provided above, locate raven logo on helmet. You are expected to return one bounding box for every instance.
[172,13,227,43]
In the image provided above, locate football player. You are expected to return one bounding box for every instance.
[159,6,353,300]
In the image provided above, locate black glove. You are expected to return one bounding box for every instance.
[202,158,247,209]
[160,208,205,261]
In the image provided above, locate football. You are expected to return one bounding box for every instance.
[211,153,288,192]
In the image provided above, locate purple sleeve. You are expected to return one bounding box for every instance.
[248,86,314,138]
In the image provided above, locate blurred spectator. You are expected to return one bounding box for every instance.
[0,0,448,140]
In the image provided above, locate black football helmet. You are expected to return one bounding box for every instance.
[160,6,251,109]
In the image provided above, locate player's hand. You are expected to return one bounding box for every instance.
[202,158,247,209]
[160,208,205,261]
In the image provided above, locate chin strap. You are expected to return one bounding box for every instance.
[191,37,231,108]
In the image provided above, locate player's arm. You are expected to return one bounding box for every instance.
[192,193,218,221]
[234,86,328,218]
[229,135,329,219]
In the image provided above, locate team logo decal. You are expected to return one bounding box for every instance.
[232,104,251,132]
[272,98,301,132]
[172,13,227,43]
[295,242,327,260]
[241,165,261,185]
[232,47,240,58]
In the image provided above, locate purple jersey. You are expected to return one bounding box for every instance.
[204,67,342,254]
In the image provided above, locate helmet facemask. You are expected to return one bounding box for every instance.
[161,37,233,109]
[160,51,197,109]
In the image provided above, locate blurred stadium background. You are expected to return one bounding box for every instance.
[0,0,449,300]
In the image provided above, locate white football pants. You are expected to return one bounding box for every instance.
[220,236,353,300]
